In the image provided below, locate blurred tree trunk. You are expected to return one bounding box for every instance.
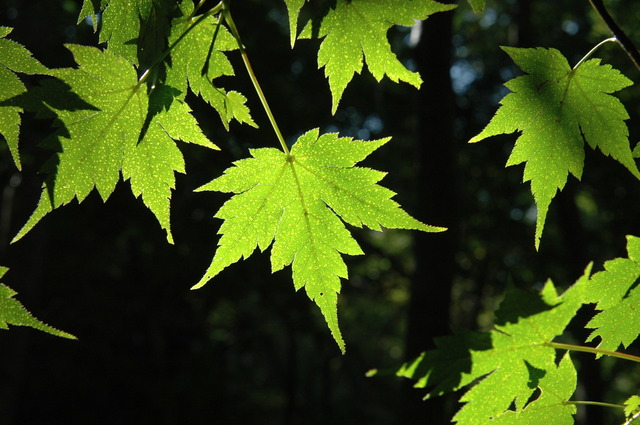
[403,2,458,423]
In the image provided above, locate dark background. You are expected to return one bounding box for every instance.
[1,0,640,424]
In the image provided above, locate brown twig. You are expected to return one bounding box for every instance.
[588,0,640,71]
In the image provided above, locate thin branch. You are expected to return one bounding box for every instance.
[588,0,640,71]
[547,341,640,363]
[222,1,290,155]
[573,37,617,69]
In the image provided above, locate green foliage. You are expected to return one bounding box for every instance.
[193,128,444,351]
[165,1,255,129]
[470,46,639,249]
[0,26,49,170]
[398,266,589,424]
[0,267,75,339]
[4,1,640,423]
[13,43,216,244]
[489,354,577,425]
[296,0,456,113]
[624,396,640,421]
[584,235,640,352]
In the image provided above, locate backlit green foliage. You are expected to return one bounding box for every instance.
[0,267,75,339]
[398,266,589,424]
[3,2,640,424]
[0,27,49,170]
[584,235,640,352]
[294,0,456,113]
[194,129,444,351]
[470,47,639,249]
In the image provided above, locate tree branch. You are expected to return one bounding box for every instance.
[589,0,640,71]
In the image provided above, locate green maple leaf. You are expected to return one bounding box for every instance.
[624,395,640,420]
[583,235,640,352]
[298,0,456,113]
[80,0,176,69]
[193,128,445,352]
[13,45,216,244]
[398,265,589,424]
[470,47,639,249]
[165,1,255,129]
[0,267,75,339]
[0,26,49,170]
[490,353,576,425]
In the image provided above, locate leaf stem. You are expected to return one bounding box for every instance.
[222,1,290,155]
[588,0,640,72]
[547,341,640,363]
[573,37,617,69]
[566,400,623,409]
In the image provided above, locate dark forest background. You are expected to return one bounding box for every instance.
[1,0,640,424]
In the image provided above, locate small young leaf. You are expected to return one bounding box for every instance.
[398,265,590,424]
[470,47,639,249]
[584,235,640,352]
[0,27,49,170]
[0,267,76,339]
[299,0,456,113]
[194,129,445,352]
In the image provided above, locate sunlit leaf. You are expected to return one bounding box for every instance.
[470,47,638,249]
[194,128,445,352]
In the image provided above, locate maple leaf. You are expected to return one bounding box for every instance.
[583,235,640,352]
[298,0,456,113]
[470,47,639,249]
[624,395,640,421]
[0,267,76,339]
[165,1,256,129]
[193,128,445,352]
[0,26,49,170]
[80,0,176,69]
[398,265,590,424]
[13,45,216,244]
[490,353,577,425]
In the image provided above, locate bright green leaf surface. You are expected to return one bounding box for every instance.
[0,27,49,170]
[13,45,215,243]
[470,47,638,249]
[584,235,640,352]
[284,0,306,47]
[625,395,640,419]
[194,128,445,351]
[0,267,76,339]
[490,353,576,425]
[165,1,255,128]
[93,0,176,68]
[398,266,590,424]
[299,0,456,113]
